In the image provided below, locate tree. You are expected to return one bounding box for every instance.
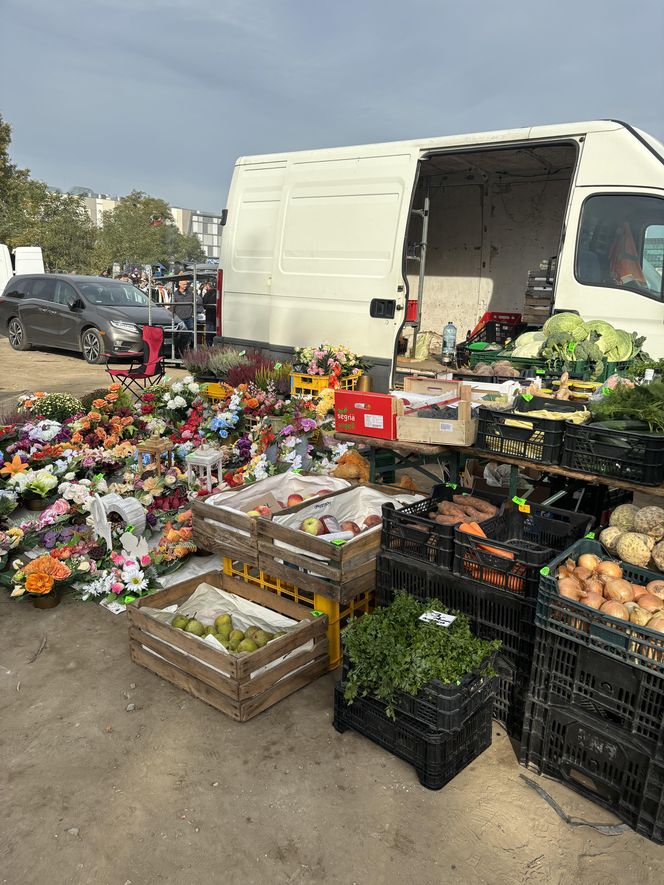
[95,191,205,269]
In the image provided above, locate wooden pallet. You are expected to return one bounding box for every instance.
[127,571,328,721]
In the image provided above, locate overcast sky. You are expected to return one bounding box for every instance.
[1,0,663,212]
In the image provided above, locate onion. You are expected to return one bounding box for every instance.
[603,578,634,604]
[645,616,664,633]
[579,591,604,610]
[596,560,623,580]
[646,580,664,601]
[633,585,649,601]
[573,566,593,582]
[558,578,583,600]
[636,594,664,613]
[578,553,600,571]
[557,566,571,579]
[600,600,629,620]
[630,606,653,626]
[584,576,604,595]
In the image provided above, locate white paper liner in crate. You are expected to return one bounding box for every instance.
[271,486,423,570]
[139,581,315,681]
[203,474,351,540]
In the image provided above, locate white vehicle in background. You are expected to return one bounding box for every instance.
[217,119,664,388]
[0,244,45,292]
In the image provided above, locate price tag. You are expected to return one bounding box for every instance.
[585,532,596,539]
[521,393,533,401]
[567,341,577,354]
[311,610,325,617]
[602,387,610,395]
[540,566,550,577]
[512,496,527,505]
[518,503,531,513]
[419,610,456,628]
[535,369,545,375]
[274,362,282,369]
[445,482,458,489]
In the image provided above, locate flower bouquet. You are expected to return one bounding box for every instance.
[10,554,73,607]
[0,488,18,523]
[292,343,367,388]
[151,510,196,575]
[7,466,59,509]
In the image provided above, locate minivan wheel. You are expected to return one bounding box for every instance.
[81,328,106,364]
[8,317,32,351]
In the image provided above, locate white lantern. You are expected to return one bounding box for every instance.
[185,446,226,493]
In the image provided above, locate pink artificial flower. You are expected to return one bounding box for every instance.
[124,559,136,569]
[52,499,70,516]
[110,551,124,566]
[140,554,151,567]
[111,582,123,594]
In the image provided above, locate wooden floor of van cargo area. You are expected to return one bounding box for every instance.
[2,590,661,885]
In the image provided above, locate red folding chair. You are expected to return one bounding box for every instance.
[106,325,165,396]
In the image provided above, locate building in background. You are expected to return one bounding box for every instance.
[73,189,221,261]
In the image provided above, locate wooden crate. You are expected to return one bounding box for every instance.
[257,483,412,603]
[127,571,328,721]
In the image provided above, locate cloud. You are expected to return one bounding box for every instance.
[1,0,662,209]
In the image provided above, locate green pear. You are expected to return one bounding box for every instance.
[171,614,190,630]
[216,623,232,640]
[237,638,258,653]
[214,614,232,631]
[273,631,286,639]
[245,626,260,640]
[229,629,245,645]
[184,619,205,637]
[254,630,272,648]
[204,625,216,635]
[214,634,231,648]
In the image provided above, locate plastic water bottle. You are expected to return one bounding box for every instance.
[442,321,457,360]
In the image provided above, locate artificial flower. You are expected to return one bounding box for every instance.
[25,573,55,595]
[1,454,28,476]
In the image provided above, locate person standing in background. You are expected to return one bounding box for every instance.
[201,280,217,345]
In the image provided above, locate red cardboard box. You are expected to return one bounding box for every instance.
[334,390,399,440]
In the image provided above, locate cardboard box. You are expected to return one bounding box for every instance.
[396,385,478,446]
[334,390,400,440]
[403,375,519,404]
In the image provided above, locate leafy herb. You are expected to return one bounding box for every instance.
[591,381,664,433]
[342,591,500,717]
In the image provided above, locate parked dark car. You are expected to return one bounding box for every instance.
[0,274,185,363]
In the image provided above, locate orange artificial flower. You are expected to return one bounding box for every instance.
[71,432,83,444]
[120,416,133,426]
[178,527,193,541]
[92,398,106,409]
[50,548,72,560]
[104,436,118,449]
[176,509,192,523]
[96,428,107,440]
[88,412,102,422]
[80,420,91,431]
[105,393,118,403]
[0,454,28,476]
[165,528,180,543]
[173,544,190,558]
[25,574,55,595]
[24,555,71,580]
[108,383,122,392]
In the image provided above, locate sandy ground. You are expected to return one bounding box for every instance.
[1,341,663,885]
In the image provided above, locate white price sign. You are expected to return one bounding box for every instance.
[419,610,456,628]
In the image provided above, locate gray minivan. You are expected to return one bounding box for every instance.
[0,274,183,363]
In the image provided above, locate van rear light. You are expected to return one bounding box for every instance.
[216,269,223,337]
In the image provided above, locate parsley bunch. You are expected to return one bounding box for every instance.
[342,591,500,717]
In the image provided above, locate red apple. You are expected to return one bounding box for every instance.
[287,493,304,507]
[301,517,326,535]
[320,515,341,534]
[340,521,361,536]
[256,504,272,519]
[363,515,382,529]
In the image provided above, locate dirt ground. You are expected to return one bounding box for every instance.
[1,342,663,885]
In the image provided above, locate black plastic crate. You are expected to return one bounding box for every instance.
[537,539,664,672]
[453,504,593,599]
[380,483,505,570]
[493,654,529,738]
[456,320,523,364]
[561,421,664,487]
[333,682,493,790]
[474,405,565,464]
[341,652,498,732]
[520,698,664,844]
[528,627,664,754]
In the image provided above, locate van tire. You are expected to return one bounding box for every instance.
[81,328,106,364]
[8,317,32,351]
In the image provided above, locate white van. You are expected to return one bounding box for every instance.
[0,245,45,293]
[218,120,664,386]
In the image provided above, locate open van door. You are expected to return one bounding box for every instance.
[0,245,12,293]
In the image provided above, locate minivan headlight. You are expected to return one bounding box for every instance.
[110,320,140,334]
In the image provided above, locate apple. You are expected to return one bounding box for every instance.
[315,489,334,497]
[287,493,304,507]
[363,514,382,529]
[340,520,361,536]
[301,517,326,535]
[246,510,261,518]
[256,504,272,519]
[277,500,286,509]
[320,515,341,534]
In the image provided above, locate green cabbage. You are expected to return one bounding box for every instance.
[611,330,634,361]
[514,330,546,348]
[542,313,584,336]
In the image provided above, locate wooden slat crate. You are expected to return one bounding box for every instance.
[192,499,260,566]
[257,483,415,603]
[127,571,329,721]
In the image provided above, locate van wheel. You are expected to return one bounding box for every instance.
[8,317,31,351]
[81,328,106,364]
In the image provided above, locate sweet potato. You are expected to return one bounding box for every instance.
[452,495,497,516]
[438,501,466,518]
[434,514,462,525]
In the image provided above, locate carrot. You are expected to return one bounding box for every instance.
[458,522,514,560]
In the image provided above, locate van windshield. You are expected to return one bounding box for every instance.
[78,282,149,306]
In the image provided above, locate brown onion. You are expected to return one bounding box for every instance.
[603,578,634,603]
[596,560,623,580]
[565,559,577,572]
[578,553,600,571]
[579,592,604,610]
[633,585,649,601]
[630,607,653,626]
[636,594,664,613]
[646,580,664,600]
[584,576,604,595]
[557,566,571,579]
[601,600,629,620]
[558,578,583,600]
[573,566,593,582]
[645,616,664,633]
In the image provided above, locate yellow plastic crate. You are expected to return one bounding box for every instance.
[290,371,362,398]
[204,382,228,403]
[223,557,373,669]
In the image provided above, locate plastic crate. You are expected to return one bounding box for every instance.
[520,698,664,844]
[456,320,523,364]
[453,504,594,599]
[537,539,664,671]
[561,421,664,487]
[333,682,493,790]
[474,405,565,464]
[341,653,498,732]
[222,558,373,670]
[493,654,529,737]
[528,627,664,754]
[290,371,361,398]
[380,483,506,571]
[468,352,631,383]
